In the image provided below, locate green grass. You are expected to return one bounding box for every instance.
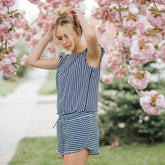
[38,82,56,95]
[8,137,165,165]
[0,80,18,97]
[38,70,57,95]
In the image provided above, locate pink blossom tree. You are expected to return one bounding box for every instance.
[92,0,165,115]
[0,0,27,77]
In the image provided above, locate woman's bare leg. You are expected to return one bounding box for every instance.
[63,148,89,165]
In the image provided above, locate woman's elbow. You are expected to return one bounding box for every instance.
[27,54,38,66]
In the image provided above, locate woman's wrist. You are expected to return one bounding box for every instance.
[45,32,53,42]
[79,17,96,38]
[72,10,96,37]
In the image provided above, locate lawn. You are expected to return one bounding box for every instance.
[8,137,165,165]
[0,80,18,97]
[38,70,57,95]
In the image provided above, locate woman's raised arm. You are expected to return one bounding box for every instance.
[27,23,60,70]
[70,9,102,69]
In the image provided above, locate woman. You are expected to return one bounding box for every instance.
[27,7,105,165]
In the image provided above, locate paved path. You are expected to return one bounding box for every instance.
[25,94,58,137]
[0,68,58,165]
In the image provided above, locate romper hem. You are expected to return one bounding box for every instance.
[56,146,99,155]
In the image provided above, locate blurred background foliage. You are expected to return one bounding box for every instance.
[98,61,165,146]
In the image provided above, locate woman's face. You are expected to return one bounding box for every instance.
[55,24,80,51]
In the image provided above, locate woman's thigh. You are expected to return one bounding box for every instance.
[63,148,89,165]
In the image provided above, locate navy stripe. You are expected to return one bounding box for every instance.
[55,44,105,115]
[56,111,100,155]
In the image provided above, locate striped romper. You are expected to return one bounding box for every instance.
[53,44,105,155]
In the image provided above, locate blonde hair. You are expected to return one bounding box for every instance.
[52,7,83,56]
[55,7,82,36]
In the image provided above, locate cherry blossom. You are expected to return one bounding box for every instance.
[154,0,165,5]
[28,0,41,4]
[0,0,24,77]
[0,51,18,77]
[128,70,151,90]
[102,74,114,84]
[129,3,139,15]
[1,0,15,7]
[158,40,165,62]
[140,90,165,115]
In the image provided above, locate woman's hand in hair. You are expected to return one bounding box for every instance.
[69,8,84,23]
[46,22,55,42]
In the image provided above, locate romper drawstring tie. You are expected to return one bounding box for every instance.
[52,119,58,129]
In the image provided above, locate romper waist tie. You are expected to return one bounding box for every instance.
[52,119,58,129]
[52,111,94,129]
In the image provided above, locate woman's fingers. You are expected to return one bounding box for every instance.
[70,8,79,15]
[70,9,79,21]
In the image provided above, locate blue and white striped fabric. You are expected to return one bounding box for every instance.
[55,44,105,115]
[56,111,100,155]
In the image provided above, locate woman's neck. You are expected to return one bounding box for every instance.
[71,42,86,55]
